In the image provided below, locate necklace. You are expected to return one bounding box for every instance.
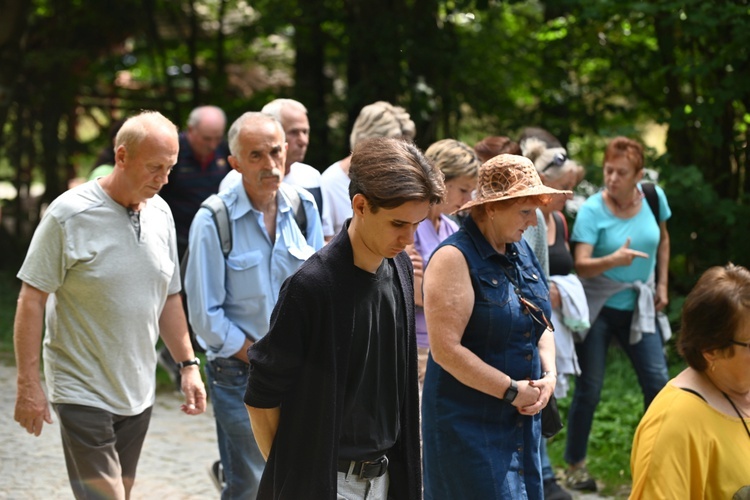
[605,188,643,211]
[721,391,750,440]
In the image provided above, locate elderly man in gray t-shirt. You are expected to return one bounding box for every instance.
[13,111,206,499]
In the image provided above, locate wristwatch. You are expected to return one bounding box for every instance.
[176,357,201,370]
[503,378,518,404]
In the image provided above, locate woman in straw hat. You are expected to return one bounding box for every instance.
[421,154,571,499]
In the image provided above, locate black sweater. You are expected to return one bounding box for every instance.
[245,223,422,499]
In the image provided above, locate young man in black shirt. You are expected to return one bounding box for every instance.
[245,137,445,499]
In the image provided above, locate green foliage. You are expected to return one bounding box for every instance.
[656,160,750,296]
[2,0,749,296]
[547,346,686,496]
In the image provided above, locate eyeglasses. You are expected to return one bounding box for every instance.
[730,339,750,351]
[541,152,568,173]
[503,265,554,333]
[517,292,554,332]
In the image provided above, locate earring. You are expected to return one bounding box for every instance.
[710,362,715,372]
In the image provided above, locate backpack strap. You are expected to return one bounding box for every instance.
[641,182,660,225]
[178,194,231,291]
[201,194,232,257]
[641,182,662,285]
[279,183,308,239]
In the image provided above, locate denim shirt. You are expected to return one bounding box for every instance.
[185,181,324,360]
[448,216,550,382]
[421,216,550,499]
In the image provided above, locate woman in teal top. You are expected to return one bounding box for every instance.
[564,137,671,491]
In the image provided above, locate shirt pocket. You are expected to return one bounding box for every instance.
[520,265,549,303]
[476,272,512,308]
[225,249,264,302]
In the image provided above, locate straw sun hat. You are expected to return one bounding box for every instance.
[457,154,572,212]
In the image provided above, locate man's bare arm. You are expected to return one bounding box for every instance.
[13,282,53,436]
[246,405,280,461]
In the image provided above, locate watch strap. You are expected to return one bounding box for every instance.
[503,378,518,403]
[176,357,201,370]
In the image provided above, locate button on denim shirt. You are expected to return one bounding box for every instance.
[185,181,324,361]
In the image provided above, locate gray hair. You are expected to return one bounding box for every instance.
[261,99,307,122]
[227,112,285,156]
[187,105,227,128]
[349,101,416,150]
[115,111,178,152]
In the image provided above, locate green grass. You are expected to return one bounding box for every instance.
[547,343,686,497]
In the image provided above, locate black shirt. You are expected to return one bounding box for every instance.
[548,211,575,276]
[338,258,406,461]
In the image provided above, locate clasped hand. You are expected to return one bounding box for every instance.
[513,377,556,416]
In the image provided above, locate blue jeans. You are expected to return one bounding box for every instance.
[540,439,554,481]
[207,357,264,500]
[564,306,668,465]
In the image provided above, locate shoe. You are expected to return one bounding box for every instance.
[209,460,225,492]
[157,347,182,391]
[544,478,573,500]
[565,466,597,492]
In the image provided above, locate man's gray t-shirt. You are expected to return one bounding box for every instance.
[17,180,181,415]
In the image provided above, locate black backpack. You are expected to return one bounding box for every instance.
[641,182,660,225]
[180,184,307,279]
[179,184,308,341]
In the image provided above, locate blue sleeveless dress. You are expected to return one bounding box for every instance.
[421,216,549,500]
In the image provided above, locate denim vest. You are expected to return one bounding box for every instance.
[446,216,550,381]
[421,216,548,500]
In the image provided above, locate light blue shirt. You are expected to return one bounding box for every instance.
[185,181,324,360]
[571,183,671,310]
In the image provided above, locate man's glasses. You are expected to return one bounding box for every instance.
[730,339,750,351]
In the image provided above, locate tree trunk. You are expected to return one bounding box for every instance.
[653,13,693,168]
[0,0,32,146]
[294,0,331,170]
[345,0,405,141]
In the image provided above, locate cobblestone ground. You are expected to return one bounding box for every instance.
[1,361,615,499]
[1,363,220,499]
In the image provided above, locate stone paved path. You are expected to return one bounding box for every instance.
[1,361,616,499]
[1,363,219,499]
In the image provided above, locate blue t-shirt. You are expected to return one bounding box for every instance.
[571,183,671,310]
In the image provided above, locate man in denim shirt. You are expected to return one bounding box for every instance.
[184,112,323,499]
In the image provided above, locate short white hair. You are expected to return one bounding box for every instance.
[261,99,307,123]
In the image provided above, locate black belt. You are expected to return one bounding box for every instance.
[337,455,389,479]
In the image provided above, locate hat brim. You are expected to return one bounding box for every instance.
[454,185,573,214]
